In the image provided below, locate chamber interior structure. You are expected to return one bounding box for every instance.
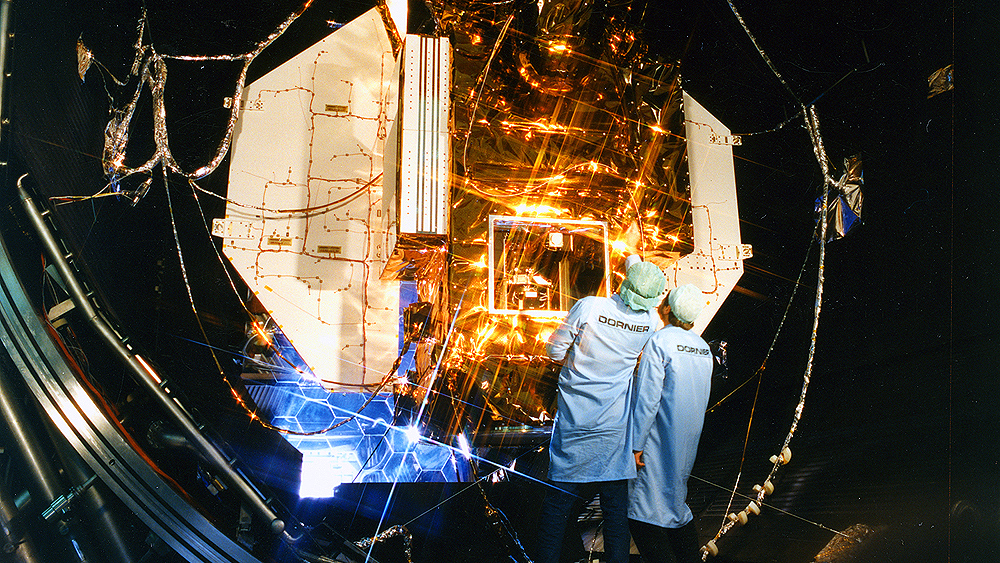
[488,215,610,316]
[0,1,747,562]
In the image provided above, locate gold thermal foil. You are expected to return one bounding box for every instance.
[399,0,695,441]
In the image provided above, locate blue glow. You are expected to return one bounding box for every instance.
[298,446,360,498]
[247,383,467,492]
[456,433,471,459]
[404,424,421,444]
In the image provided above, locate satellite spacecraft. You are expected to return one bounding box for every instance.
[0,1,751,561]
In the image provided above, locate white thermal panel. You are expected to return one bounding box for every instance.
[670,93,751,334]
[221,8,400,389]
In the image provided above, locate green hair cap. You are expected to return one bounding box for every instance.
[618,262,666,311]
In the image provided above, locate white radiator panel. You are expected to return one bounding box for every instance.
[398,35,450,236]
[222,8,400,389]
[669,93,749,334]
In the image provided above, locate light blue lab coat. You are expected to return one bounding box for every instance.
[628,325,713,528]
[546,294,659,483]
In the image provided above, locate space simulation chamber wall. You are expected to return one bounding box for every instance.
[0,1,746,562]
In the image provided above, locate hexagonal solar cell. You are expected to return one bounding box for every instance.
[294,398,340,432]
[247,384,464,487]
[414,441,454,472]
[383,450,421,482]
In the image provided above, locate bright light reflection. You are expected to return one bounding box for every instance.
[513,202,565,216]
[456,433,471,459]
[298,448,360,498]
[610,239,630,253]
[404,424,421,444]
[134,354,162,384]
[535,328,554,343]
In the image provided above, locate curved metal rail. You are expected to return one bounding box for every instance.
[0,189,265,563]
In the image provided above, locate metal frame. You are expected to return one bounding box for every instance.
[0,194,264,563]
[487,215,611,316]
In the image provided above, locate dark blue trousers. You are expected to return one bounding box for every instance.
[628,518,701,563]
[535,480,630,563]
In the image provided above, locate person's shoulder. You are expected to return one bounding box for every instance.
[682,328,710,348]
[575,295,612,309]
[664,328,712,357]
[608,293,641,313]
[650,324,685,343]
[565,295,604,317]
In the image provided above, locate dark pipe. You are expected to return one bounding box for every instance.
[0,354,64,505]
[0,476,44,563]
[42,410,137,563]
[16,177,284,535]
[146,420,199,454]
[0,357,89,563]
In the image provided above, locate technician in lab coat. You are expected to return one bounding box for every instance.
[535,258,666,563]
[629,284,713,563]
